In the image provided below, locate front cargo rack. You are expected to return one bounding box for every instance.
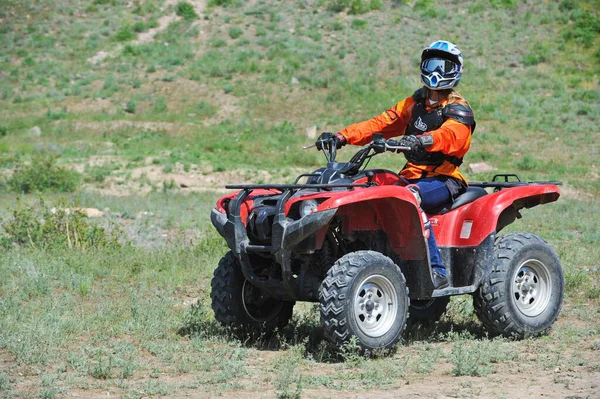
[225,183,369,191]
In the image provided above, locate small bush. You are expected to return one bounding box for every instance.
[451,342,490,377]
[563,10,600,47]
[351,19,368,29]
[46,107,67,120]
[0,199,122,250]
[0,126,8,136]
[326,0,381,14]
[154,96,168,113]
[176,2,198,20]
[132,21,148,33]
[489,0,517,8]
[84,163,119,183]
[8,155,81,194]
[229,26,243,39]
[114,25,136,42]
[124,101,136,114]
[208,0,234,6]
[523,42,551,66]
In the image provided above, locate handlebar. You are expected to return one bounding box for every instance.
[304,133,411,175]
[384,140,411,152]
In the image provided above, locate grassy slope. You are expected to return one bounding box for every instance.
[0,0,599,398]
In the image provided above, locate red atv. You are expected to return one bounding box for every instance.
[210,134,564,351]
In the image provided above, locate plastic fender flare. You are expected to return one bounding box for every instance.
[433,184,560,247]
[318,186,429,261]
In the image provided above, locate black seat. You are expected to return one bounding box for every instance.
[427,187,488,215]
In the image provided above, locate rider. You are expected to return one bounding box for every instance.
[317,40,475,290]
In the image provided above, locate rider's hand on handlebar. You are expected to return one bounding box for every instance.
[399,135,425,153]
[316,132,346,151]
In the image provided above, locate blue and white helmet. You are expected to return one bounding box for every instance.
[420,40,464,90]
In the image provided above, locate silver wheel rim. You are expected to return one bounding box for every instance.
[511,259,551,317]
[242,280,282,322]
[353,274,398,338]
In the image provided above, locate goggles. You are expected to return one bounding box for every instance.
[421,58,460,75]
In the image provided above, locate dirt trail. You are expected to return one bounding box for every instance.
[88,0,208,64]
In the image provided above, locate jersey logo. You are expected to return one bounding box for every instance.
[414,116,427,131]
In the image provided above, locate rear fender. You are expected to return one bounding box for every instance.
[432,184,560,247]
[318,186,428,261]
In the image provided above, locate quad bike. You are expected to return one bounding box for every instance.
[209,134,565,351]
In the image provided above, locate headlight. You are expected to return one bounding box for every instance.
[299,199,318,217]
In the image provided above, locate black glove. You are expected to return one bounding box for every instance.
[372,135,386,153]
[316,132,346,151]
[399,135,426,153]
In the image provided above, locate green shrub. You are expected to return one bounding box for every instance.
[84,163,120,183]
[559,0,576,11]
[563,10,600,47]
[114,25,136,42]
[208,0,234,6]
[489,0,517,9]
[0,199,122,250]
[46,107,67,120]
[351,19,368,29]
[154,96,168,112]
[326,0,381,14]
[176,2,198,20]
[523,42,551,65]
[451,343,487,376]
[124,100,136,114]
[0,126,7,137]
[229,26,243,39]
[132,21,148,33]
[8,155,81,194]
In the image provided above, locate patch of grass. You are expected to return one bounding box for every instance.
[523,42,551,65]
[84,162,121,183]
[176,1,198,20]
[273,345,303,399]
[208,0,235,6]
[114,25,136,42]
[0,372,11,391]
[124,100,137,114]
[0,198,122,250]
[562,7,600,47]
[229,26,243,39]
[7,155,81,194]
[350,19,368,29]
[326,0,381,14]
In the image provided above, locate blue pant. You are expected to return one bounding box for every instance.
[408,177,450,276]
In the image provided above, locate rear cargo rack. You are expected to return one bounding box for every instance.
[469,174,562,189]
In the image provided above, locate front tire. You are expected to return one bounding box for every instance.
[473,233,564,338]
[319,251,409,351]
[211,252,294,337]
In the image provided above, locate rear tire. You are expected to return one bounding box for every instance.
[319,250,409,351]
[409,297,450,324]
[473,233,564,338]
[211,252,294,337]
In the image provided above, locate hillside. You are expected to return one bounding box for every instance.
[0,0,599,398]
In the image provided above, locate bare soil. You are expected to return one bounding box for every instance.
[4,311,598,398]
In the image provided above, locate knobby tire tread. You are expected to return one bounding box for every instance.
[211,251,294,336]
[319,250,409,349]
[473,233,563,338]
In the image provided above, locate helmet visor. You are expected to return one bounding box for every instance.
[421,58,459,74]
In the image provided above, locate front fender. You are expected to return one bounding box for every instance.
[433,184,560,247]
[319,186,428,261]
